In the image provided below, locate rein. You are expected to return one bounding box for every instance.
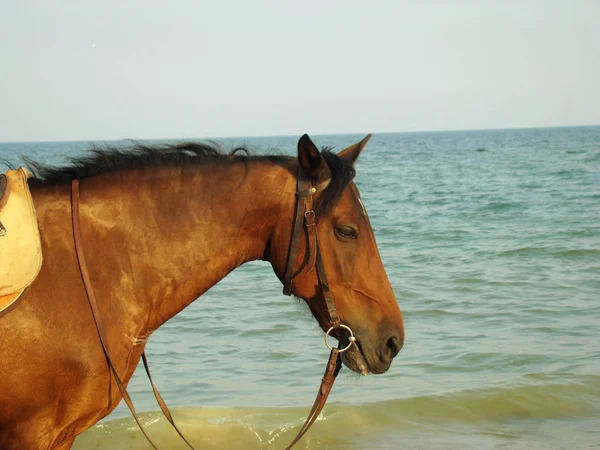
[71,180,194,450]
[70,165,355,449]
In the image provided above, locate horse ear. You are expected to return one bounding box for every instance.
[298,134,328,180]
[337,134,372,166]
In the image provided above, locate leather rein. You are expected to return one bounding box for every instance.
[70,165,355,449]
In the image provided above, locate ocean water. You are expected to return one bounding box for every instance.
[1,126,599,449]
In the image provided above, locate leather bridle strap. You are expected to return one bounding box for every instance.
[284,348,342,450]
[282,168,330,296]
[282,166,341,329]
[71,179,196,450]
[314,237,340,327]
[282,167,356,449]
[141,353,197,449]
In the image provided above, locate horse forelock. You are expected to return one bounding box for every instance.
[315,150,356,217]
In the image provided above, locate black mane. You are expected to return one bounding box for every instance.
[25,141,355,216]
[25,141,287,183]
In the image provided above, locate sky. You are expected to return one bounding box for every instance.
[1,0,599,142]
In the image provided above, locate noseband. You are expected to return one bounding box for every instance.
[70,164,355,450]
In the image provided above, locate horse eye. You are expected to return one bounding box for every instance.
[335,226,358,239]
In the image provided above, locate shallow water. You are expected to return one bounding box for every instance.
[2,126,599,449]
[72,374,600,449]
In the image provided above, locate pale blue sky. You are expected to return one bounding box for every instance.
[1,0,599,141]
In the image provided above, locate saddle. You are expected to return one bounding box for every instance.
[0,168,42,317]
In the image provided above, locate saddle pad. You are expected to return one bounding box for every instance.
[0,168,42,299]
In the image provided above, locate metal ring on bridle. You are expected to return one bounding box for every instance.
[325,324,356,353]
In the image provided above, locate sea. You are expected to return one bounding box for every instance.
[1,126,599,449]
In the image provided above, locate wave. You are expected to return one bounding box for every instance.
[498,247,600,258]
[73,375,600,449]
[477,201,522,212]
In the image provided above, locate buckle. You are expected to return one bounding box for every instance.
[304,210,316,226]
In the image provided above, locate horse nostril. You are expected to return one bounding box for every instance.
[386,336,403,359]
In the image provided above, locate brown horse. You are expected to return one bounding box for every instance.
[0,134,404,449]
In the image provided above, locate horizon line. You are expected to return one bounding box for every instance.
[1,123,599,145]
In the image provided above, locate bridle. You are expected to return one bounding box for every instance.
[280,165,357,448]
[70,164,356,449]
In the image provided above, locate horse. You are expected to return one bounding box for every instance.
[0,134,404,449]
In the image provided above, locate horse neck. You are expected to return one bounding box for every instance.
[81,161,293,331]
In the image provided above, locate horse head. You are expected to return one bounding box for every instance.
[269,134,405,375]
